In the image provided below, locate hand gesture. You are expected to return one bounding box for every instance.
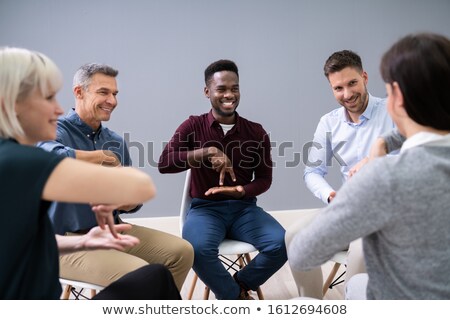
[208,147,236,185]
[205,185,245,199]
[82,224,140,251]
[91,204,119,238]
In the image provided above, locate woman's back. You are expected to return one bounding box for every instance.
[362,142,450,299]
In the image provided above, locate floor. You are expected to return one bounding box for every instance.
[64,209,345,300]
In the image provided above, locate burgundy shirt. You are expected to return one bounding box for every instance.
[159,110,272,201]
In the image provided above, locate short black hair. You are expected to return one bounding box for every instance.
[380,32,450,130]
[204,59,239,85]
[323,50,363,78]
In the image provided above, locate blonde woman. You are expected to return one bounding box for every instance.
[0,47,179,299]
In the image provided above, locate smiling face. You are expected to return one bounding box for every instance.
[328,66,369,123]
[75,73,118,130]
[204,70,240,124]
[15,87,64,145]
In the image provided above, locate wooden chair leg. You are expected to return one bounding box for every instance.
[238,254,245,269]
[323,262,341,296]
[256,287,264,300]
[90,289,97,298]
[61,285,72,300]
[187,273,198,300]
[244,253,264,300]
[203,286,210,300]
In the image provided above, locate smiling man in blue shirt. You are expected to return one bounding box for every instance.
[304,50,395,204]
[38,63,193,291]
[286,50,395,299]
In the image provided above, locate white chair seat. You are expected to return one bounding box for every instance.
[330,250,347,264]
[218,239,257,255]
[60,278,104,299]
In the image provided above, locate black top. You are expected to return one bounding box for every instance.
[0,138,64,299]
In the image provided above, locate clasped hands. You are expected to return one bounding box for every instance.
[205,147,245,198]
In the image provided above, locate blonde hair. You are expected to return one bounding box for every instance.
[0,47,63,139]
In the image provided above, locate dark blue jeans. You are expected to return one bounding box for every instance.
[182,198,287,299]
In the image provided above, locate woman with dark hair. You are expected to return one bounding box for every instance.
[289,33,450,299]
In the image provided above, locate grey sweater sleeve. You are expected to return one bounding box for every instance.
[288,159,393,271]
[381,129,406,153]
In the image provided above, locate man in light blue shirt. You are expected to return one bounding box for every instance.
[286,50,394,299]
[304,50,395,203]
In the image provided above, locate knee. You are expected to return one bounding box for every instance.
[265,232,288,261]
[175,239,194,265]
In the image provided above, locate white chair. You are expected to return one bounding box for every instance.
[180,169,264,300]
[60,278,104,300]
[322,251,347,296]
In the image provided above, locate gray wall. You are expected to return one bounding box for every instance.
[2,0,450,217]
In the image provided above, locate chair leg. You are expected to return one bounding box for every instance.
[244,253,264,300]
[90,289,97,298]
[238,254,245,269]
[61,285,72,300]
[256,287,265,300]
[187,273,198,300]
[203,286,210,300]
[323,262,341,296]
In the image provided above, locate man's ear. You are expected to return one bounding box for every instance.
[204,86,210,99]
[361,70,369,86]
[73,85,83,99]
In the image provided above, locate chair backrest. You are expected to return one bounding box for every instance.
[179,169,192,234]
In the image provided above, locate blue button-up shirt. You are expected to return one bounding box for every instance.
[37,109,137,234]
[304,94,395,203]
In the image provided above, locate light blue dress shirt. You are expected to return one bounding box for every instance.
[37,109,137,234]
[304,94,395,203]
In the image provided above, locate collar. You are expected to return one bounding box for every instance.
[66,109,101,136]
[207,110,240,133]
[401,132,450,153]
[341,93,375,123]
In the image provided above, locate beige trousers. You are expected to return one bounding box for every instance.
[285,210,366,299]
[60,223,194,291]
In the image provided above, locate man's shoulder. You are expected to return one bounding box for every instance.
[238,114,263,126]
[56,115,77,135]
[318,107,343,125]
[187,112,209,122]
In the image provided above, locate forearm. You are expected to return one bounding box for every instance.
[36,140,76,158]
[43,158,155,205]
[186,147,217,167]
[56,234,84,255]
[159,146,220,173]
[304,171,334,204]
[75,150,116,165]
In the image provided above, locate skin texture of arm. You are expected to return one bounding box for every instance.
[75,149,121,167]
[41,157,155,236]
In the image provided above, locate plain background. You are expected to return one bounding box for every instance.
[1,0,450,217]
